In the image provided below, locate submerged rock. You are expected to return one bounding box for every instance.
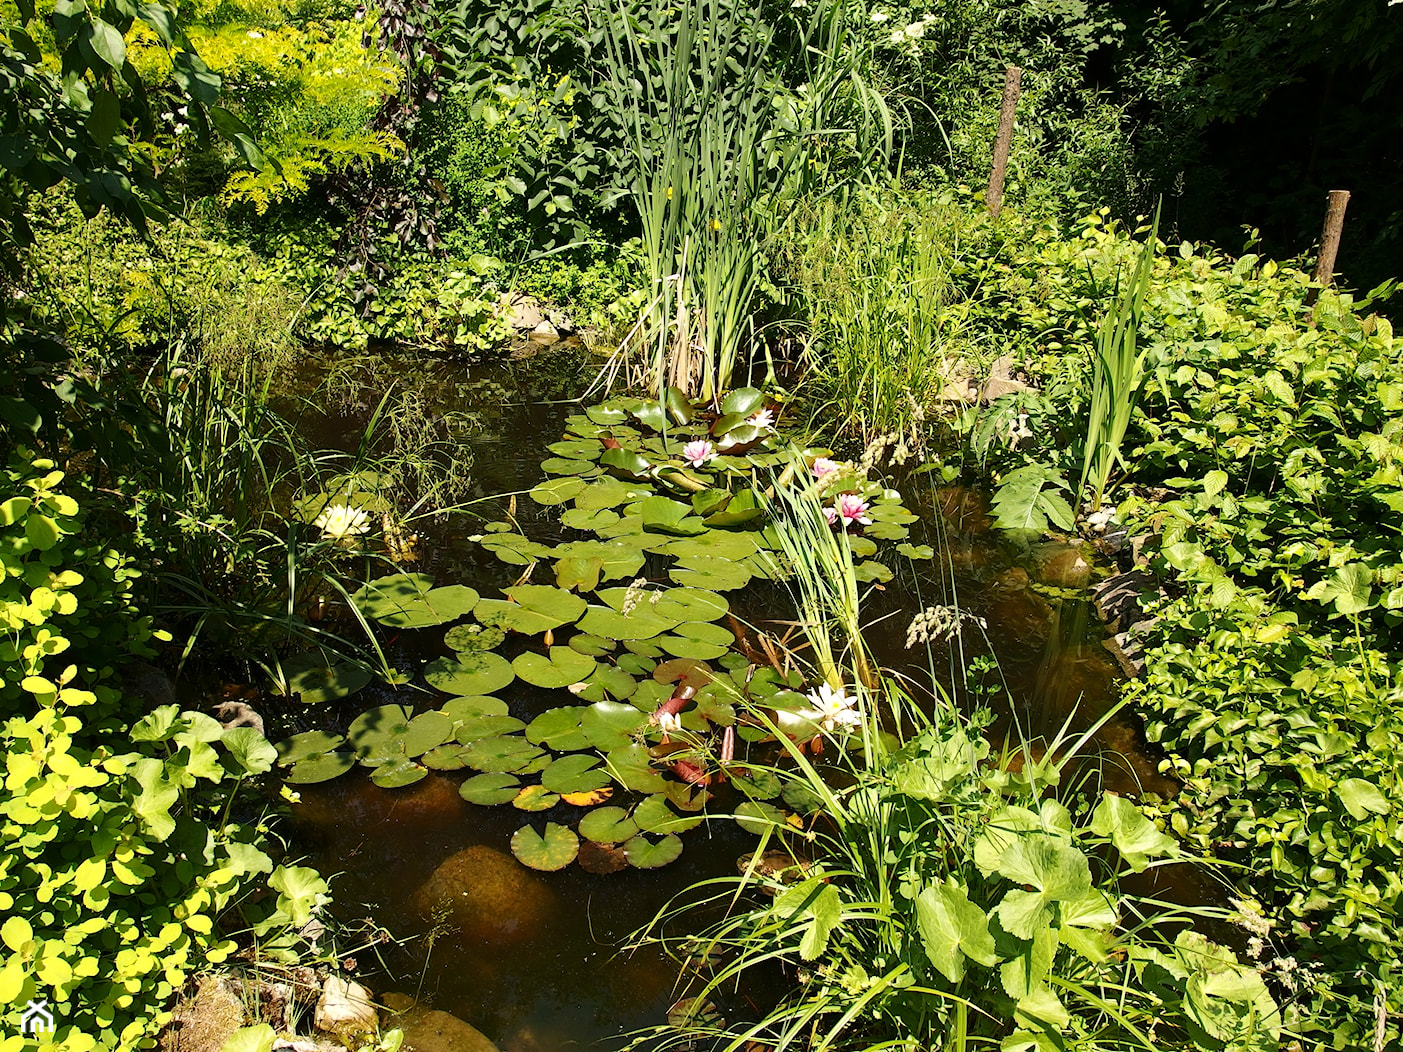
[383,997,499,1052]
[410,845,556,943]
[314,977,378,1038]
[1030,542,1093,588]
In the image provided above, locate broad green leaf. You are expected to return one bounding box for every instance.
[1089,793,1176,871]
[513,646,597,688]
[916,880,998,983]
[579,806,639,844]
[511,822,579,871]
[424,653,516,695]
[1335,777,1390,820]
[622,832,683,869]
[222,727,277,774]
[459,772,521,805]
[541,754,611,794]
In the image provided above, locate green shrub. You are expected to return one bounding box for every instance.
[0,450,318,1050]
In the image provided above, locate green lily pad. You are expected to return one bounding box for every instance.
[551,539,648,581]
[526,707,591,750]
[530,477,586,505]
[847,535,879,558]
[505,584,588,625]
[732,768,783,800]
[694,681,739,725]
[623,833,683,869]
[578,806,639,844]
[853,560,894,583]
[634,793,706,834]
[720,388,764,416]
[599,447,653,478]
[660,531,760,561]
[276,730,346,764]
[549,438,605,459]
[576,605,679,640]
[571,666,639,704]
[513,646,598,689]
[734,800,787,834]
[586,404,630,425]
[279,651,373,704]
[864,520,909,541]
[513,784,560,811]
[637,495,706,536]
[511,822,579,871]
[460,735,545,773]
[702,487,764,526]
[658,621,734,660]
[285,752,355,784]
[581,700,648,750]
[473,600,560,635]
[424,653,516,695]
[541,754,612,794]
[575,478,650,510]
[868,503,918,524]
[782,778,826,814]
[422,743,475,770]
[351,575,479,629]
[617,652,659,677]
[691,490,732,517]
[669,556,753,591]
[460,772,521,805]
[441,695,508,723]
[477,532,557,565]
[630,679,672,711]
[555,556,603,591]
[896,542,935,560]
[541,457,598,477]
[560,506,621,531]
[570,633,617,657]
[652,588,729,623]
[715,423,765,450]
[370,758,428,788]
[348,705,416,760]
[444,623,507,652]
[454,715,527,742]
[605,744,668,793]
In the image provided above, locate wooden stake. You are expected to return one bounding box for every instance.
[1312,189,1350,289]
[985,65,1023,218]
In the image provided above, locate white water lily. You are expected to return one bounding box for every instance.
[806,682,863,732]
[314,503,370,539]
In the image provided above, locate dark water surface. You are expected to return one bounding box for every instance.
[270,348,1204,1052]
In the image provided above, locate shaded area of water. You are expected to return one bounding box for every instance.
[267,348,1213,1050]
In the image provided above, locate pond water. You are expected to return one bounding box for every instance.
[265,347,1203,1052]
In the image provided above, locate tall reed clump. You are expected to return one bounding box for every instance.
[790,191,967,443]
[597,0,889,402]
[1078,209,1159,512]
[633,466,1282,1052]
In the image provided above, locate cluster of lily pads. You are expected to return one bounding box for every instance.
[273,388,930,871]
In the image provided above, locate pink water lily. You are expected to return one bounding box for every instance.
[834,492,871,527]
[811,457,841,479]
[682,440,715,468]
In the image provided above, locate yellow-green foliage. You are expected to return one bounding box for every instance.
[0,451,317,1051]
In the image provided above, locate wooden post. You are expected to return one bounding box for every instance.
[985,65,1022,218]
[1312,189,1350,288]
[1308,189,1349,322]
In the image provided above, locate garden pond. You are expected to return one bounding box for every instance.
[251,346,1210,1051]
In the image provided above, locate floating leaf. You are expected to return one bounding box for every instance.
[542,754,611,794]
[658,621,734,660]
[530,477,586,505]
[454,715,526,742]
[351,575,478,628]
[459,772,521,805]
[636,496,706,536]
[896,543,935,560]
[514,646,598,688]
[703,487,764,526]
[734,801,786,834]
[561,786,614,806]
[581,700,647,749]
[576,605,680,640]
[347,705,416,762]
[605,744,668,793]
[370,759,428,788]
[654,658,716,692]
[276,730,346,764]
[511,822,579,871]
[424,653,516,695]
[623,833,683,869]
[635,793,705,834]
[474,600,565,635]
[555,555,603,591]
[577,839,628,874]
[540,457,598,477]
[570,633,617,657]
[444,624,506,652]
[661,531,760,562]
[460,736,545,774]
[586,404,630,425]
[854,561,894,583]
[285,752,355,784]
[600,447,652,477]
[279,651,373,704]
[513,784,560,811]
[552,539,649,580]
[506,584,589,625]
[732,768,782,800]
[422,744,475,770]
[575,478,649,510]
[579,806,639,844]
[441,695,508,723]
[549,438,605,460]
[477,532,556,564]
[526,707,591,750]
[669,556,752,591]
[561,507,620,531]
[569,665,638,703]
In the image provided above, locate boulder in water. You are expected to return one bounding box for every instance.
[410,845,556,943]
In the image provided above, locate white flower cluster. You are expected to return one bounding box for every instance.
[905,605,987,647]
[620,576,651,615]
[888,13,936,46]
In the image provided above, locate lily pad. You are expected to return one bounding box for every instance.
[658,621,734,660]
[569,633,617,657]
[853,560,894,583]
[720,388,764,416]
[618,652,659,676]
[454,715,527,742]
[424,653,516,695]
[732,768,783,800]
[526,707,591,750]
[576,605,679,640]
[279,651,373,704]
[560,507,620,531]
[654,658,716,693]
[703,487,764,526]
[555,556,603,591]
[513,646,598,689]
[586,404,630,425]
[896,542,935,560]
[579,806,639,844]
[477,532,557,564]
[511,822,579,871]
[605,744,669,794]
[505,584,588,625]
[441,695,508,723]
[285,752,355,784]
[660,530,760,561]
[551,539,648,581]
[600,447,652,478]
[370,758,428,788]
[276,730,346,764]
[422,743,475,770]
[541,754,612,794]
[348,705,415,760]
[460,735,545,774]
[634,793,706,834]
[445,623,507,652]
[636,496,706,536]
[669,556,753,591]
[569,665,639,703]
[530,477,586,505]
[575,479,649,510]
[549,438,605,459]
[513,784,560,811]
[623,833,684,869]
[473,599,562,635]
[734,800,787,834]
[581,700,648,750]
[652,588,729,623]
[540,457,598,477]
[352,575,479,629]
[459,772,521,805]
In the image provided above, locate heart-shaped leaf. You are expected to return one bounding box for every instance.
[459,772,521,805]
[511,822,579,871]
[513,646,598,688]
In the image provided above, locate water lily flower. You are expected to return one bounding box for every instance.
[834,492,872,527]
[811,457,841,478]
[682,439,715,468]
[823,505,839,526]
[806,683,862,732]
[314,503,370,540]
[749,407,775,430]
